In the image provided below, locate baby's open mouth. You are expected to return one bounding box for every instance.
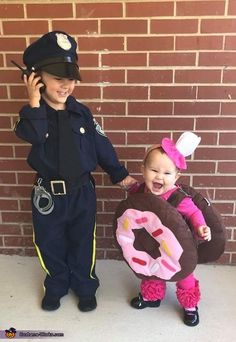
[153,182,163,190]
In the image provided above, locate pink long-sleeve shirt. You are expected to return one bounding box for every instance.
[128,182,206,233]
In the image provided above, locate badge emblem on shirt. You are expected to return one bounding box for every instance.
[93,118,107,137]
[55,33,72,50]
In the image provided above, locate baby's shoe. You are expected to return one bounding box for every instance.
[183,307,199,326]
[130,293,161,309]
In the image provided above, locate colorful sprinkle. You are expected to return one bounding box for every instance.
[123,218,129,230]
[135,217,148,224]
[161,259,176,272]
[132,257,147,266]
[152,228,163,237]
[161,240,172,257]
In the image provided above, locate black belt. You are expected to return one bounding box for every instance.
[35,174,90,195]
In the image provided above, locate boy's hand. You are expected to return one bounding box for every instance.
[118,176,137,190]
[24,72,44,108]
[198,225,211,241]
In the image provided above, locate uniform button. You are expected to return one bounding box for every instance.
[80,127,85,134]
[45,133,49,138]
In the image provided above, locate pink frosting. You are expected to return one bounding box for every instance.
[161,138,187,170]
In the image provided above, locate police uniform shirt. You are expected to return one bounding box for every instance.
[15,96,129,184]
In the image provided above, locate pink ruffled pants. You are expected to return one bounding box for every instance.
[141,273,200,309]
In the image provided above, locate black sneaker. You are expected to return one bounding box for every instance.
[78,296,97,312]
[130,293,161,309]
[183,307,199,326]
[41,295,60,311]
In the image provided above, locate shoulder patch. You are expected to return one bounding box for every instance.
[93,118,107,137]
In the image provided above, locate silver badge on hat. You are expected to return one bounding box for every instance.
[55,33,72,50]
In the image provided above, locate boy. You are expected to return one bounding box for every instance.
[14,31,136,312]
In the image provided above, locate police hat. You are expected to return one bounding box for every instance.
[23,31,81,80]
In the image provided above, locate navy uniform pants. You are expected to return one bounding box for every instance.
[31,180,99,298]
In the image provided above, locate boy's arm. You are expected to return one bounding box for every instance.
[14,73,48,144]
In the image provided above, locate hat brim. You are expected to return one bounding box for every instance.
[40,62,81,80]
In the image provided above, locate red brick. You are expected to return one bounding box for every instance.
[126,2,173,17]
[4,236,34,247]
[101,19,147,34]
[127,132,169,146]
[78,37,124,51]
[17,172,35,185]
[176,36,223,50]
[0,4,24,18]
[0,160,31,172]
[2,211,32,224]
[0,131,20,144]
[201,19,236,33]
[26,4,73,18]
[82,70,125,83]
[221,103,236,115]
[104,117,147,131]
[0,224,21,235]
[116,146,145,160]
[225,36,236,50]
[0,185,31,198]
[150,53,196,66]
[175,70,221,83]
[223,70,236,83]
[0,86,8,99]
[52,20,98,35]
[0,100,24,114]
[0,117,11,129]
[219,132,236,145]
[128,70,172,83]
[103,86,148,100]
[196,117,236,130]
[174,102,220,116]
[151,19,198,34]
[151,86,196,100]
[199,52,236,66]
[86,102,126,116]
[193,175,236,187]
[228,0,236,14]
[3,21,49,35]
[0,146,13,158]
[216,189,236,201]
[218,162,236,173]
[128,102,173,116]
[0,172,16,184]
[77,54,99,68]
[127,37,173,51]
[0,38,26,51]
[177,1,225,16]
[194,146,236,161]
[15,145,32,158]
[19,199,31,211]
[105,132,126,144]
[198,86,236,100]
[149,117,194,130]
[0,199,18,211]
[102,53,146,67]
[73,86,101,100]
[76,3,122,18]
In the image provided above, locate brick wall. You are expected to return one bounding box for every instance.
[0,0,235,264]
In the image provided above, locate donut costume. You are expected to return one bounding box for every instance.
[114,132,225,326]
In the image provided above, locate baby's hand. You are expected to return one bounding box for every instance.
[24,72,44,108]
[198,225,211,241]
[118,176,137,190]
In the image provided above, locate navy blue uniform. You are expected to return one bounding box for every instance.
[15,96,128,298]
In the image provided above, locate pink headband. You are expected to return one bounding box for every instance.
[144,132,201,170]
[161,137,187,169]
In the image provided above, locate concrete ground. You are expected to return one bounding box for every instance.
[0,255,235,341]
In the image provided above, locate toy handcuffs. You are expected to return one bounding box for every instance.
[33,178,54,215]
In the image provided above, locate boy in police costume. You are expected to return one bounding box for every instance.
[14,31,136,312]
